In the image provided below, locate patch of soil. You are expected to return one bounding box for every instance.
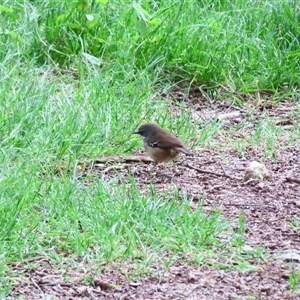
[7,256,300,299]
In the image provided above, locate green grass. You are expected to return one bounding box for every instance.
[1,0,300,91]
[289,268,300,292]
[0,0,300,296]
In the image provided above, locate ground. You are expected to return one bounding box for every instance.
[7,91,300,299]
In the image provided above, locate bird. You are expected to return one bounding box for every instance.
[133,123,193,164]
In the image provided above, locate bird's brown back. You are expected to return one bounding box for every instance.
[149,124,192,155]
[134,122,193,156]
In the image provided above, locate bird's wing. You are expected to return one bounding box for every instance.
[153,140,192,155]
[154,140,183,148]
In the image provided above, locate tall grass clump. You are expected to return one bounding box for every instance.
[1,0,299,90]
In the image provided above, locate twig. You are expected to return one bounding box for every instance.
[180,159,216,166]
[286,176,300,185]
[198,160,217,166]
[95,155,153,164]
[185,163,233,179]
[218,102,249,113]
[221,203,275,208]
[30,278,43,291]
[242,178,262,185]
[9,256,51,267]
[102,164,130,174]
[267,216,287,222]
[216,111,242,121]
[219,163,234,179]
[276,106,298,111]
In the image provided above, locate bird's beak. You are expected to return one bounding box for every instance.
[132,131,140,135]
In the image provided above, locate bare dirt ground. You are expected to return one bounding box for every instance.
[7,91,300,299]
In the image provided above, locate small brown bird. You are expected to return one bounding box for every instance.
[133,123,193,164]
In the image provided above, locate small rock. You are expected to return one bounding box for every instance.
[256,181,265,189]
[187,272,196,283]
[129,281,142,287]
[76,286,88,295]
[244,161,269,181]
[93,278,112,290]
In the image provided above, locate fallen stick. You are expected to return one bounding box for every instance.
[102,164,130,174]
[95,155,153,164]
[286,176,300,185]
[185,163,237,179]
